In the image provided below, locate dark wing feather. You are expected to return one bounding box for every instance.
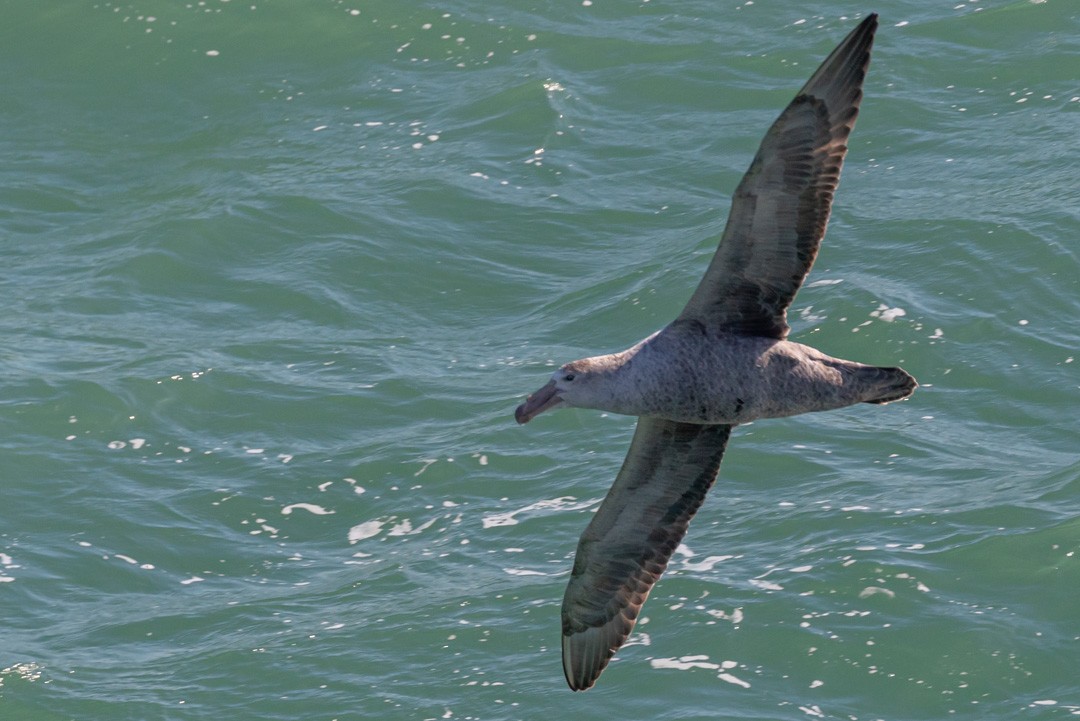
[561,418,732,691]
[677,14,877,339]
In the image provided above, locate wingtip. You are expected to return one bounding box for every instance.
[561,632,599,691]
[857,12,879,46]
[794,12,878,125]
[562,625,618,691]
[853,13,879,36]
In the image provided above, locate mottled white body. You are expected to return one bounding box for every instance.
[561,320,908,425]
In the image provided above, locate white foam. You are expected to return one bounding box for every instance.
[503,568,549,576]
[859,586,896,599]
[718,672,751,688]
[650,655,719,671]
[870,303,906,322]
[482,496,596,528]
[348,520,385,543]
[705,608,744,623]
[682,555,734,572]
[282,503,334,516]
[388,517,437,536]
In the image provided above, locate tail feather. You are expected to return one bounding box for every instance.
[862,366,917,404]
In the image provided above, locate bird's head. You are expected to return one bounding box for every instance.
[514,358,613,424]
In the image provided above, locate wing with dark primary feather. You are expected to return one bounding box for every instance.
[561,418,732,691]
[677,14,877,339]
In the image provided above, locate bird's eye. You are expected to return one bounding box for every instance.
[564,373,575,382]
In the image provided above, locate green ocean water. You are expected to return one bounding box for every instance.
[2,1,1078,719]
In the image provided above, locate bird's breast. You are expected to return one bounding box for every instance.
[609,329,764,423]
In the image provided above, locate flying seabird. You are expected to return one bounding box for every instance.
[514,14,915,691]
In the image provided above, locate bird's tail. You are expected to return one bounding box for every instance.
[861,366,918,404]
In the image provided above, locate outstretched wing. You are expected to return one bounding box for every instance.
[561,418,733,691]
[677,14,877,339]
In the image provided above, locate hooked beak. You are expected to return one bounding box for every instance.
[514,379,563,424]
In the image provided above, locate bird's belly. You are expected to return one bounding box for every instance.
[624,333,860,425]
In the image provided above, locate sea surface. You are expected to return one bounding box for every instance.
[1,1,1078,719]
